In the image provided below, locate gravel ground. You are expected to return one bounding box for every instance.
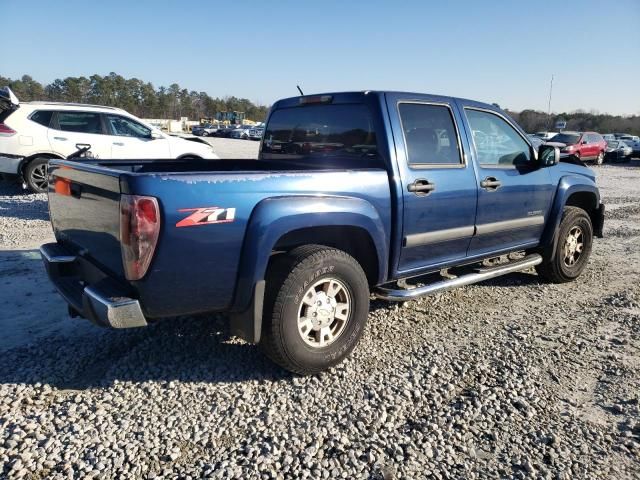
[202,137,261,160]
[0,160,638,479]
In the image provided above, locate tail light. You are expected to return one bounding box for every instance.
[0,123,16,136]
[120,194,161,281]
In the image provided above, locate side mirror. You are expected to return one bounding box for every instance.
[150,130,162,140]
[538,144,559,167]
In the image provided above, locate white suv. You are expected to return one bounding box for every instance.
[0,87,219,192]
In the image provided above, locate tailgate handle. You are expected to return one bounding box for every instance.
[70,183,82,199]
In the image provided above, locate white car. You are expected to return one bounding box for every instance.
[0,87,219,192]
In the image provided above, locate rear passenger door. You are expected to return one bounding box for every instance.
[460,105,555,257]
[48,111,112,159]
[386,93,478,275]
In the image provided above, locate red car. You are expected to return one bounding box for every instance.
[552,131,607,165]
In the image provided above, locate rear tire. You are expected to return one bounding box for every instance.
[24,157,50,193]
[260,245,369,375]
[536,206,593,283]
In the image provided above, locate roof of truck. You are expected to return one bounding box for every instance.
[273,90,499,111]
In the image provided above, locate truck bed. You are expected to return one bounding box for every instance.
[46,158,392,319]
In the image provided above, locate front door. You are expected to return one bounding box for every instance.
[460,106,555,257]
[386,93,478,275]
[103,114,171,159]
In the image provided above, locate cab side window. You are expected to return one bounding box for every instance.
[465,109,531,167]
[105,114,151,138]
[398,103,462,166]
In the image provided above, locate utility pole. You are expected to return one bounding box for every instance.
[547,74,554,131]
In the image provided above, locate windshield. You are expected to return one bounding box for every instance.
[262,104,379,160]
[552,133,581,145]
[607,141,619,148]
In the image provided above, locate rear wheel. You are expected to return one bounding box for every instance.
[24,157,49,193]
[595,151,604,165]
[536,206,593,283]
[260,245,370,375]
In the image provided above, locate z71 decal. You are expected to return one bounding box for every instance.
[176,207,236,228]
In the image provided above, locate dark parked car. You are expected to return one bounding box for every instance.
[605,140,632,162]
[215,125,241,138]
[192,124,220,136]
[552,131,607,165]
[619,136,640,158]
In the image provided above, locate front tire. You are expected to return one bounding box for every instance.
[24,157,50,193]
[536,206,593,283]
[595,151,604,165]
[260,245,370,375]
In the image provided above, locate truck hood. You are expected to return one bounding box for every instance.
[556,161,596,182]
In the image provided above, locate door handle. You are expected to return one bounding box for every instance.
[407,179,436,195]
[480,177,502,190]
[113,142,124,146]
[53,136,67,141]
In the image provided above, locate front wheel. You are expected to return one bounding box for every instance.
[536,206,593,283]
[260,245,370,375]
[595,151,604,165]
[24,157,49,193]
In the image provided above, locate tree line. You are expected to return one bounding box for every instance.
[0,73,270,122]
[1,73,638,134]
[505,108,639,136]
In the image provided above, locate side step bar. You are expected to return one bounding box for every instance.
[374,254,542,302]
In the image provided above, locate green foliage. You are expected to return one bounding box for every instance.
[0,73,270,122]
[506,108,640,136]
[2,73,636,134]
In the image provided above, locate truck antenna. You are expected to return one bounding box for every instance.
[296,85,304,96]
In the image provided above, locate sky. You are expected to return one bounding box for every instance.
[4,0,640,115]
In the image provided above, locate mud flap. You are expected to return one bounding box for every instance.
[229,280,265,344]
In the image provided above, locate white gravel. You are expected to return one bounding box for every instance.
[0,160,638,479]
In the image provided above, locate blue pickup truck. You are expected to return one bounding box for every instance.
[41,91,604,374]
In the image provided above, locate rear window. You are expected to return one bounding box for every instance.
[552,133,581,145]
[30,110,54,127]
[261,104,378,160]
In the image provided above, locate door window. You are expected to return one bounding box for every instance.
[105,114,151,138]
[56,112,103,134]
[30,110,54,127]
[465,109,531,167]
[398,103,462,166]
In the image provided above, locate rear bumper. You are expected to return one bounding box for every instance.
[40,242,148,329]
[0,153,23,174]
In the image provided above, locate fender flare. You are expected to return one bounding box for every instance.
[540,175,600,254]
[232,195,389,313]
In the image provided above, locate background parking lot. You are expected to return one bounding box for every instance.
[0,147,638,478]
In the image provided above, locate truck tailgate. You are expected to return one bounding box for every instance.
[47,161,125,279]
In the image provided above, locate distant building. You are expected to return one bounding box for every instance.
[216,111,245,124]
